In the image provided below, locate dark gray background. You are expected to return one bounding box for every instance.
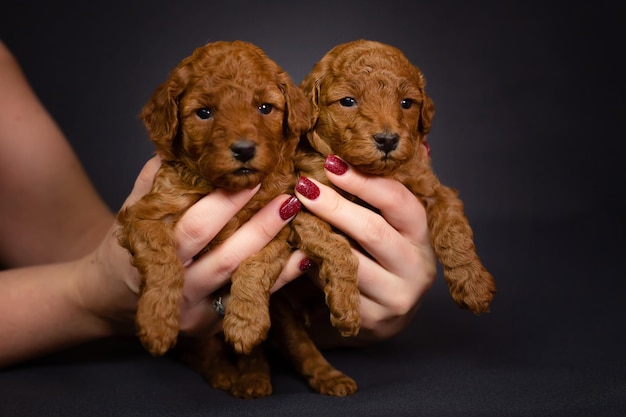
[1,1,624,416]
[2,1,622,222]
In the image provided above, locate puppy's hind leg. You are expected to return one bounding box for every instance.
[231,345,273,398]
[270,293,358,396]
[175,334,239,393]
[181,336,273,398]
[426,185,496,313]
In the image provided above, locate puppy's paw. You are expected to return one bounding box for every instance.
[448,266,496,314]
[467,269,496,314]
[231,373,273,399]
[135,288,182,355]
[310,372,358,396]
[330,311,361,337]
[223,301,270,354]
[137,326,178,356]
[207,366,239,392]
[136,309,179,356]
[327,286,361,337]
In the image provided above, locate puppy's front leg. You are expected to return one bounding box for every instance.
[117,164,202,355]
[223,227,292,354]
[122,211,183,355]
[291,212,361,337]
[425,184,496,313]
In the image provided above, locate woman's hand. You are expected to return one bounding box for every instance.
[84,156,307,339]
[294,155,437,346]
[173,185,305,338]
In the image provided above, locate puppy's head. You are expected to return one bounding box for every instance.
[141,40,310,190]
[301,39,434,176]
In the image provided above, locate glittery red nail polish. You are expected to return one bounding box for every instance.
[295,177,320,200]
[279,195,301,220]
[299,257,315,271]
[324,155,348,175]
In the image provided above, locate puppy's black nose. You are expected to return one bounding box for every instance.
[230,139,256,162]
[373,132,399,154]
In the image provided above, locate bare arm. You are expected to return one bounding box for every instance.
[0,256,127,367]
[0,155,305,367]
[0,40,112,267]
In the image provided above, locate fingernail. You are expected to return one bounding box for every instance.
[299,257,315,271]
[295,177,320,200]
[279,195,301,220]
[422,141,431,156]
[324,155,348,175]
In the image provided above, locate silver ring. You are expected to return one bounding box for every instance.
[212,295,226,317]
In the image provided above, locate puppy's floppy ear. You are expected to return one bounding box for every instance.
[280,75,313,138]
[416,69,435,135]
[299,61,325,128]
[306,130,334,157]
[419,92,435,135]
[140,66,187,160]
[300,60,334,156]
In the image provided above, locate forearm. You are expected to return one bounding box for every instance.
[0,257,120,368]
[0,41,113,267]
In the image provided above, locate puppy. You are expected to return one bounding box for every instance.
[297,39,496,317]
[116,40,310,373]
[119,40,364,398]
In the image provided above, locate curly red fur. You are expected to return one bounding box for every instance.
[298,39,496,314]
[116,41,311,398]
[118,40,362,398]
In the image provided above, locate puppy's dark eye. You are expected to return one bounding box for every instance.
[196,108,212,119]
[339,97,357,107]
[258,103,273,114]
[400,99,413,109]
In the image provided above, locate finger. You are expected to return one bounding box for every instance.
[270,249,309,292]
[178,294,227,336]
[120,155,161,209]
[324,158,429,245]
[354,250,433,310]
[358,295,394,331]
[182,194,299,302]
[175,185,261,263]
[300,258,415,337]
[357,295,420,339]
[354,253,428,338]
[295,177,417,271]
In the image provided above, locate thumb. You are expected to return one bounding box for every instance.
[120,155,161,210]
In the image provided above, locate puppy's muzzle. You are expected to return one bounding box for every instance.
[230,139,257,162]
[373,132,399,154]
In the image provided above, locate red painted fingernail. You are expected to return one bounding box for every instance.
[422,141,431,156]
[295,177,320,200]
[279,195,301,220]
[324,155,348,175]
[299,257,316,271]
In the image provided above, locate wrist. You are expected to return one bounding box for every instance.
[73,246,138,339]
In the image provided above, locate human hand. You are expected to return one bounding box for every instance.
[294,155,437,346]
[81,156,306,339]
